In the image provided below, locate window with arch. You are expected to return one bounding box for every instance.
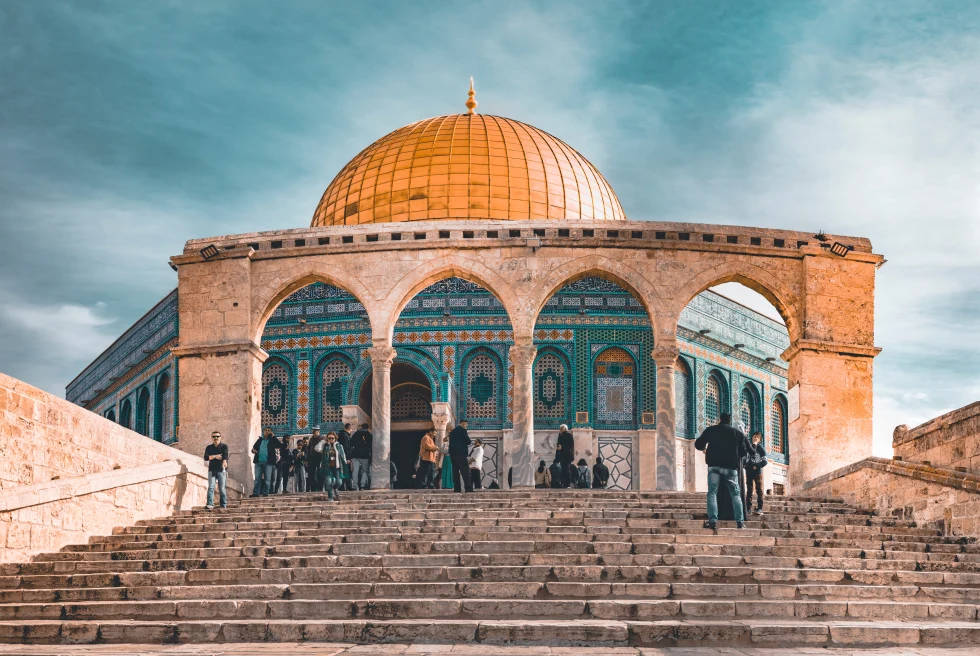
[705,371,728,426]
[319,357,350,425]
[154,373,174,442]
[534,351,568,424]
[135,387,151,437]
[674,358,693,438]
[771,395,788,455]
[593,347,637,427]
[105,408,116,423]
[262,360,291,427]
[464,351,500,422]
[392,386,431,420]
[120,398,132,430]
[739,382,762,438]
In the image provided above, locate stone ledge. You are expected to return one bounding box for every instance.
[893,400,980,448]
[0,460,233,513]
[802,457,980,494]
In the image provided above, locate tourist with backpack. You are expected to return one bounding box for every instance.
[574,458,591,488]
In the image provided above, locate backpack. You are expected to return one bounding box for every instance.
[576,467,590,488]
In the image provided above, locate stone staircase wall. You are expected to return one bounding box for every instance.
[0,372,243,562]
[803,457,980,537]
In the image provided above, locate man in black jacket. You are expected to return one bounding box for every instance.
[448,420,473,493]
[349,423,373,490]
[338,423,354,490]
[203,431,229,509]
[592,456,610,489]
[306,427,323,492]
[548,457,563,489]
[555,424,575,488]
[694,413,748,529]
[250,428,281,498]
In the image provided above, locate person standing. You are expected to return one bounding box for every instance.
[448,420,473,493]
[468,438,485,490]
[534,460,551,488]
[204,431,229,509]
[250,428,281,497]
[277,435,294,494]
[321,432,347,502]
[293,438,308,493]
[439,434,453,490]
[592,456,610,489]
[307,427,324,492]
[417,431,439,489]
[555,424,575,488]
[744,432,768,515]
[694,412,748,529]
[338,423,354,490]
[349,423,373,490]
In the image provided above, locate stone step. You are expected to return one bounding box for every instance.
[0,617,978,646]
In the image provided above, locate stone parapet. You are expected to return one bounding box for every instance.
[0,371,243,562]
[803,456,980,537]
[892,401,980,472]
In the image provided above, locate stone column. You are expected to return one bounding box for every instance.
[652,345,679,491]
[784,341,879,491]
[430,401,453,442]
[366,345,396,489]
[173,342,267,491]
[509,344,537,488]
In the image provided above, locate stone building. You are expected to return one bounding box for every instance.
[65,87,882,493]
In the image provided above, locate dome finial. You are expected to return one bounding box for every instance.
[465,77,478,115]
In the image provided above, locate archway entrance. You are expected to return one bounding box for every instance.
[360,362,434,488]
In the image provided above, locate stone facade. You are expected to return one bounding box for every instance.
[0,372,241,562]
[893,401,980,473]
[804,457,980,538]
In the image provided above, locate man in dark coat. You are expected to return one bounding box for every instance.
[548,457,564,489]
[349,423,373,490]
[250,428,281,497]
[448,420,473,493]
[694,412,749,529]
[555,424,575,488]
[306,427,323,492]
[338,423,354,490]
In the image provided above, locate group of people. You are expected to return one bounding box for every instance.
[408,420,486,492]
[202,423,376,510]
[694,411,769,529]
[535,424,611,489]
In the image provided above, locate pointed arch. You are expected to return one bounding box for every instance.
[154,372,174,442]
[592,346,639,429]
[739,380,763,437]
[527,254,664,342]
[705,369,730,426]
[313,351,355,428]
[673,260,801,343]
[251,269,377,345]
[380,255,520,343]
[120,398,133,430]
[135,386,151,437]
[770,392,788,455]
[674,355,694,439]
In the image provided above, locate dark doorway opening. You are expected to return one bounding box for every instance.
[390,430,426,489]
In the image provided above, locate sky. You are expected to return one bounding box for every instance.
[1,1,977,456]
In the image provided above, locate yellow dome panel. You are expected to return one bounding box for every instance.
[311,114,626,226]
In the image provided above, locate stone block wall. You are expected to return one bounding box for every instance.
[893,401,980,473]
[803,457,980,537]
[0,372,242,563]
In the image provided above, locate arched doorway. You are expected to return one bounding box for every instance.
[360,361,433,488]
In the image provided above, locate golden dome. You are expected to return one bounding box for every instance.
[311,113,626,226]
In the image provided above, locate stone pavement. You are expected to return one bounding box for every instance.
[0,643,973,655]
[3,490,980,648]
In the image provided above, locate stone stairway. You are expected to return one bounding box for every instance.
[1,490,980,648]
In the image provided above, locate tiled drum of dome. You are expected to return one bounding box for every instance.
[262,362,290,427]
[320,359,350,424]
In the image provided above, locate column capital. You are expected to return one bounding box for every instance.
[366,346,397,369]
[651,345,680,366]
[509,344,537,368]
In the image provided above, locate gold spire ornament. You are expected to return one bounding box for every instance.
[465,77,478,115]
